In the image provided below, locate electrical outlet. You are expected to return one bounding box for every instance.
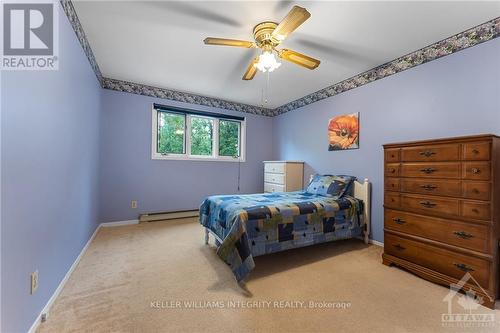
[131,200,138,209]
[31,270,39,294]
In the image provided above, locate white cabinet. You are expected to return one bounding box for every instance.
[263,161,304,193]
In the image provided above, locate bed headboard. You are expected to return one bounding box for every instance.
[308,175,371,244]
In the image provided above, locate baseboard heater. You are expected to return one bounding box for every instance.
[139,209,199,223]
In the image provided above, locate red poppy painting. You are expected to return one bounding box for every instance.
[328,113,359,151]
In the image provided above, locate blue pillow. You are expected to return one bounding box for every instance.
[306,175,356,198]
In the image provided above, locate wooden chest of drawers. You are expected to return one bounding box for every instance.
[382,135,500,308]
[263,161,304,193]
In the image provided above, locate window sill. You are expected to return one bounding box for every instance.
[152,154,245,162]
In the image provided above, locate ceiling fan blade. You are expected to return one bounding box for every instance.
[272,6,311,42]
[277,49,320,70]
[242,57,259,80]
[204,37,255,48]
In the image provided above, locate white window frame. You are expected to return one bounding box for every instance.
[151,107,246,162]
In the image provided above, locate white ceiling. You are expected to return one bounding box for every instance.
[73,1,500,109]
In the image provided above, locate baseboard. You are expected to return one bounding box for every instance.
[369,239,384,247]
[28,223,101,333]
[355,236,383,247]
[100,219,139,227]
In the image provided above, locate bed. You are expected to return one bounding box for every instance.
[199,176,371,282]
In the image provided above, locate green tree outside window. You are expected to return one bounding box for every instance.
[190,117,213,156]
[158,112,185,154]
[219,120,240,157]
[156,111,242,159]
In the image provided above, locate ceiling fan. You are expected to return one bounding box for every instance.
[203,6,320,80]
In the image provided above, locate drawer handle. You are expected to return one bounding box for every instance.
[420,168,436,174]
[393,244,406,251]
[392,218,406,225]
[419,150,436,157]
[471,208,479,213]
[472,149,480,154]
[471,168,481,174]
[453,231,474,239]
[454,263,474,272]
[420,201,436,208]
[388,168,396,174]
[472,188,480,194]
[420,184,437,191]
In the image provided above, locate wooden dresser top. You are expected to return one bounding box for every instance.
[383,134,499,148]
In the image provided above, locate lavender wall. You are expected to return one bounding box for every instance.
[99,90,273,222]
[0,6,101,333]
[272,38,500,243]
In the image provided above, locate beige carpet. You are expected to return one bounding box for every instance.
[37,219,499,333]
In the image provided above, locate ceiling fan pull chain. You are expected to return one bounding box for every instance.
[260,87,265,107]
[265,71,270,105]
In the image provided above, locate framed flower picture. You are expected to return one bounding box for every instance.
[328,112,359,151]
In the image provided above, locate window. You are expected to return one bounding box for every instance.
[190,116,213,156]
[157,112,185,154]
[218,120,240,157]
[152,104,245,161]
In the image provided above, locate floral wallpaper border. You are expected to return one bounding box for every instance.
[61,0,498,117]
[275,17,500,115]
[60,0,273,116]
[102,78,274,116]
[60,0,102,84]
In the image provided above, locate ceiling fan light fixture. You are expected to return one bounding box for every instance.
[254,50,281,73]
[203,6,319,80]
